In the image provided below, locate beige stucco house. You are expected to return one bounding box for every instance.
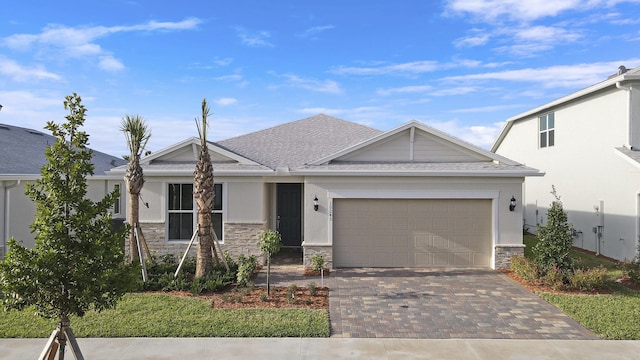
[108,114,540,269]
[492,66,640,262]
[0,123,126,259]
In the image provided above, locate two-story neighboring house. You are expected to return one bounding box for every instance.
[492,66,640,262]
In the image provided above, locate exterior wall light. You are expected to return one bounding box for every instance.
[509,196,517,212]
[313,196,319,211]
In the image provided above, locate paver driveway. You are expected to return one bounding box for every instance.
[329,268,599,339]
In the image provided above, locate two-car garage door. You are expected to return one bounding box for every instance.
[333,198,492,267]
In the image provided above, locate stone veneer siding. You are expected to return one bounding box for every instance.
[126,222,265,261]
[494,244,525,269]
[303,244,333,270]
[222,222,265,259]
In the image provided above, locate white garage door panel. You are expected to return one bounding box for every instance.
[333,199,492,268]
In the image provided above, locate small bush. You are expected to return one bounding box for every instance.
[569,266,609,291]
[287,284,297,302]
[540,265,566,290]
[311,254,325,272]
[308,282,317,296]
[236,254,258,286]
[510,255,539,285]
[618,261,640,283]
[260,293,268,302]
[532,187,574,274]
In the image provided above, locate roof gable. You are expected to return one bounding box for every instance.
[312,121,517,165]
[140,137,260,166]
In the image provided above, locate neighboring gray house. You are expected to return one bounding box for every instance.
[109,114,541,269]
[492,66,640,262]
[0,123,126,258]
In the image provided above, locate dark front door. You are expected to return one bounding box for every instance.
[277,183,302,247]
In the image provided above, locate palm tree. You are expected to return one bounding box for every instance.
[121,115,153,264]
[194,99,220,277]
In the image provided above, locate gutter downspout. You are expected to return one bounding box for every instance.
[616,81,634,148]
[617,81,640,260]
[3,180,21,259]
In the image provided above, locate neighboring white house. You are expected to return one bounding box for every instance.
[492,65,640,262]
[0,123,127,258]
[108,114,541,269]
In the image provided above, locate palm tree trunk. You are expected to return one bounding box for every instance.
[128,192,140,262]
[195,212,214,277]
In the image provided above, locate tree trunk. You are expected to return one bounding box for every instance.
[195,213,214,278]
[128,191,140,262]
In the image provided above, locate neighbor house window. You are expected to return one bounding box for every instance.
[539,113,555,148]
[168,183,194,241]
[113,184,121,215]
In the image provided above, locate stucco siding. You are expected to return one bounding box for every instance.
[496,88,640,261]
[227,181,264,222]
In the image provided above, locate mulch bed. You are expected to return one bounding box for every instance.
[165,286,329,309]
[501,269,618,295]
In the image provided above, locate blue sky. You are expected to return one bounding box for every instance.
[1,0,640,157]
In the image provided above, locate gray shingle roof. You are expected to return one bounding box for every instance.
[0,123,126,176]
[217,114,382,169]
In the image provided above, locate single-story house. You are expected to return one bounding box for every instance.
[108,114,541,269]
[492,65,640,261]
[0,123,126,259]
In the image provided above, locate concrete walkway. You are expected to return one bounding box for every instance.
[2,338,639,359]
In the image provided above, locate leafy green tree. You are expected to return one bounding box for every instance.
[259,229,281,295]
[0,94,135,357]
[533,186,574,275]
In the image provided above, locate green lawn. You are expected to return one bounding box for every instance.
[524,234,640,339]
[0,293,330,338]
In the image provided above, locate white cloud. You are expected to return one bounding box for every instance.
[298,25,335,38]
[445,0,585,22]
[0,57,61,81]
[514,25,582,42]
[277,74,343,94]
[214,98,237,106]
[235,27,274,47]
[442,59,640,88]
[98,55,125,72]
[427,119,506,149]
[377,85,433,96]
[1,18,201,70]
[331,60,440,76]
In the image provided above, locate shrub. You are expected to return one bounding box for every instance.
[533,186,574,275]
[287,284,297,303]
[618,261,640,283]
[308,282,317,296]
[510,255,539,285]
[311,254,325,272]
[236,254,258,286]
[569,266,609,291]
[540,265,566,290]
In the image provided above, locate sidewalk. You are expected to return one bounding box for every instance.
[2,338,639,359]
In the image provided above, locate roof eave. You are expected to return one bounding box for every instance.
[290,169,544,177]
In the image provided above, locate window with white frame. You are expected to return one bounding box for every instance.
[539,112,555,148]
[113,184,121,215]
[212,183,223,241]
[167,183,224,241]
[168,183,194,241]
